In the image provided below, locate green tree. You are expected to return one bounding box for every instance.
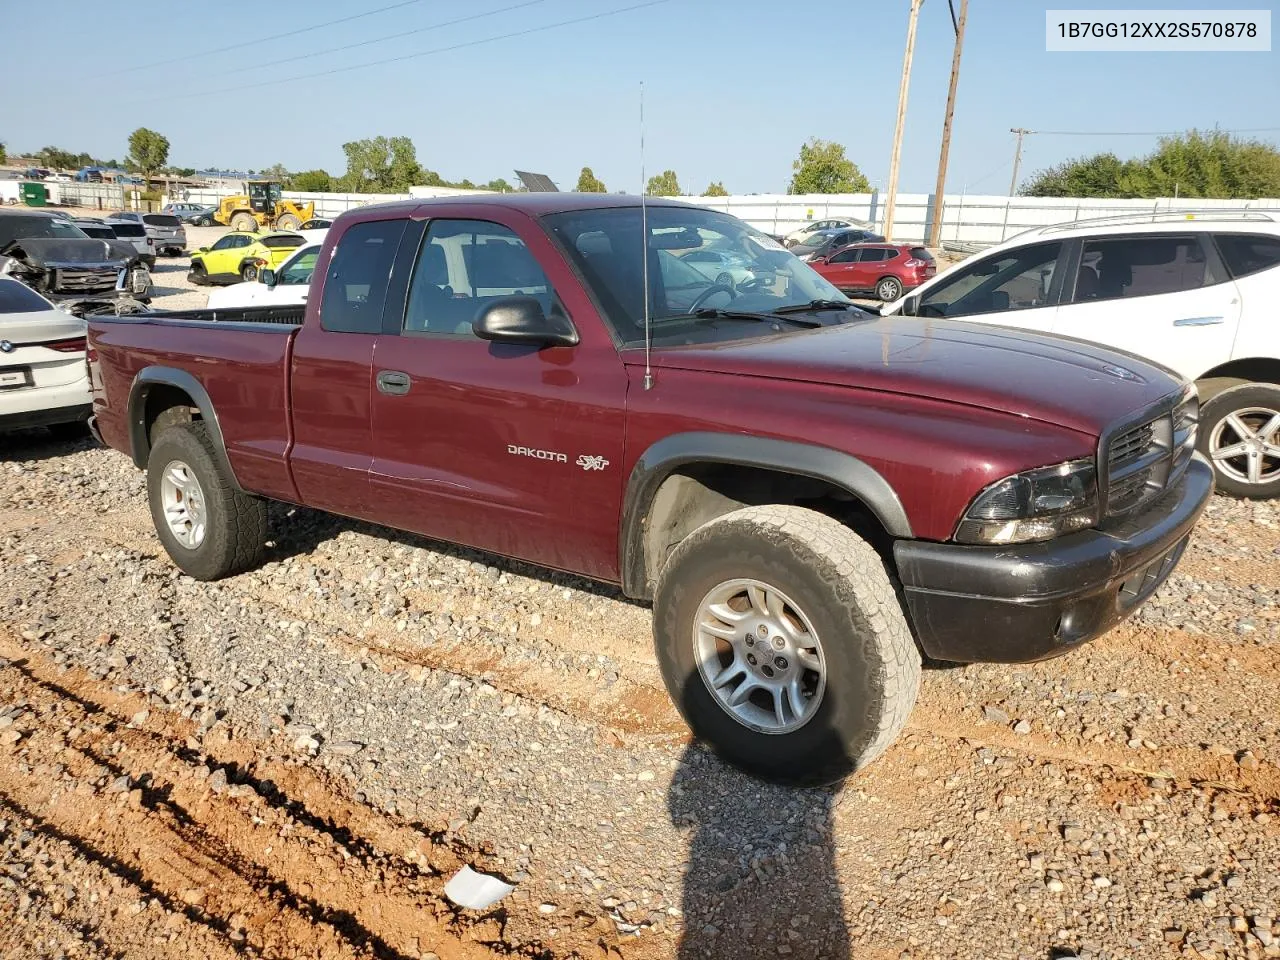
[485,177,514,193]
[261,162,290,181]
[291,169,333,192]
[127,128,170,182]
[645,169,680,196]
[338,135,423,192]
[788,138,869,194]
[0,142,7,166]
[1021,130,1280,199]
[576,166,607,192]
[38,146,78,170]
[702,181,729,197]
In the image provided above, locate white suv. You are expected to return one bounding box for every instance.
[884,212,1280,498]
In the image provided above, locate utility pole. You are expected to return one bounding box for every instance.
[927,0,968,248]
[883,0,923,241]
[1009,127,1032,196]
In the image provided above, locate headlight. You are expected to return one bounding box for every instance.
[955,458,1098,544]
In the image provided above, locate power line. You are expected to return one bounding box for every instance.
[1027,127,1280,137]
[126,0,672,106]
[99,0,436,76]
[229,0,551,75]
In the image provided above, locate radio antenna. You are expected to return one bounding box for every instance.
[640,81,653,390]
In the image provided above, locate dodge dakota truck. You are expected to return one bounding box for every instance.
[88,194,1213,784]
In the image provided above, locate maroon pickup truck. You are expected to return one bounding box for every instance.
[88,194,1213,783]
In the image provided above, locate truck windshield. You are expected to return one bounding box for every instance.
[542,205,853,346]
[0,215,90,246]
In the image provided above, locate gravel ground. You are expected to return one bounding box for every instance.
[1,240,1278,958]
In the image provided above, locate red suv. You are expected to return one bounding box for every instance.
[809,242,936,301]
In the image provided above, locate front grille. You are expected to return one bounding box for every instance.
[54,267,119,293]
[1103,391,1197,518]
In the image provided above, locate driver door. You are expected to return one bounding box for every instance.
[913,240,1066,334]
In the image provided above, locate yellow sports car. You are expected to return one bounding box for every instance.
[187,231,306,285]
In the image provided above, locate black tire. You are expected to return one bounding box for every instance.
[47,419,90,441]
[240,262,258,282]
[1196,382,1280,499]
[276,214,301,231]
[146,421,267,580]
[653,505,920,785]
[230,213,257,232]
[875,276,903,302]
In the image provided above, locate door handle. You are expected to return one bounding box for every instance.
[1172,316,1224,327]
[376,370,411,396]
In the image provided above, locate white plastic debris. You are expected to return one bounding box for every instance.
[443,865,515,910]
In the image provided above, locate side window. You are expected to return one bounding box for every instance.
[860,248,887,263]
[883,249,901,261]
[1071,235,1216,303]
[404,219,552,336]
[320,218,408,334]
[1215,233,1280,280]
[280,249,319,284]
[211,235,236,251]
[919,242,1062,318]
[828,249,859,264]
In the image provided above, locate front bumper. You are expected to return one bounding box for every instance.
[893,454,1213,663]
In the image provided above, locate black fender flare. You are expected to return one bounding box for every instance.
[619,431,913,599]
[126,366,243,491]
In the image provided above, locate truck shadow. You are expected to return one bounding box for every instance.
[668,674,852,960]
[265,502,635,604]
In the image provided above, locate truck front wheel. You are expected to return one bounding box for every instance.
[653,505,920,785]
[146,422,267,580]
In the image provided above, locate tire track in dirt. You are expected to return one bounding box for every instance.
[11,505,687,743]
[0,636,652,960]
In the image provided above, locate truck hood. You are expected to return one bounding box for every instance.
[641,315,1181,437]
[0,236,135,266]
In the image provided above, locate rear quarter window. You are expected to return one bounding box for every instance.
[320,219,409,334]
[1215,233,1280,279]
[108,222,146,237]
[142,214,180,227]
[262,234,304,249]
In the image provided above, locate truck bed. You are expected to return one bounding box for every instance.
[87,309,300,502]
[144,304,306,326]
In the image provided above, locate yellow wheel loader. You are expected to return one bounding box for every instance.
[213,180,315,232]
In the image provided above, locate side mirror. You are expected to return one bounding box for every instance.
[260,268,277,288]
[473,296,578,347]
[196,246,209,254]
[900,293,920,316]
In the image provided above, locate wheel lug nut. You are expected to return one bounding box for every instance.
[746,653,757,665]
[774,656,788,670]
[772,637,785,650]
[756,625,769,639]
[745,636,755,646]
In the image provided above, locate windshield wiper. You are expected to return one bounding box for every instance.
[773,299,865,314]
[691,307,823,328]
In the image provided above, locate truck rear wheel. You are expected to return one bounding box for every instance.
[146,422,267,580]
[653,505,920,785]
[276,214,301,231]
[230,213,257,232]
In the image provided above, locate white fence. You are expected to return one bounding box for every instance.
[687,193,1280,246]
[165,185,1280,247]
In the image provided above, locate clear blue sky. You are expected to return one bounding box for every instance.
[2,0,1276,194]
